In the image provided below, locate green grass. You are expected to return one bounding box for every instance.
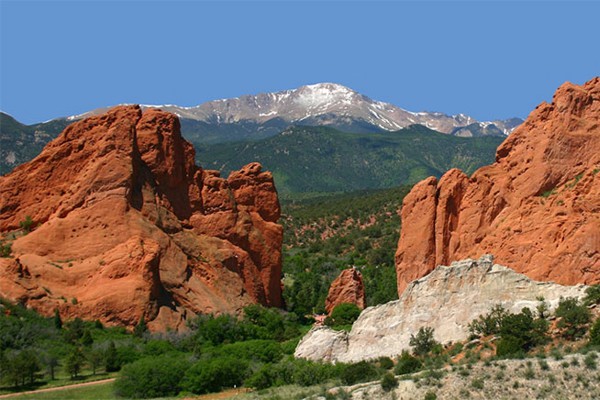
[4,381,117,400]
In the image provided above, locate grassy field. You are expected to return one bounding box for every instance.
[1,381,116,400]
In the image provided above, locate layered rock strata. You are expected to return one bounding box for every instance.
[396,78,600,294]
[0,105,283,331]
[295,255,588,363]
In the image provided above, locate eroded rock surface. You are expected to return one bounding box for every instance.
[295,255,588,363]
[325,267,366,314]
[0,105,283,331]
[396,78,600,294]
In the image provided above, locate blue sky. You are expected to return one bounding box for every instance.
[1,1,599,124]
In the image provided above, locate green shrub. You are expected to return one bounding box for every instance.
[182,356,249,394]
[19,216,34,233]
[381,372,398,391]
[115,355,190,398]
[555,297,591,340]
[496,336,526,358]
[410,326,439,356]
[395,350,422,375]
[327,303,361,327]
[378,356,394,370]
[468,304,509,338]
[340,360,379,385]
[424,391,437,400]
[0,242,11,258]
[471,378,484,389]
[583,285,600,306]
[590,318,600,346]
[584,353,597,370]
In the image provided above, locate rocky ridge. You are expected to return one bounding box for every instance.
[68,83,520,136]
[294,255,588,363]
[395,77,600,295]
[0,105,283,331]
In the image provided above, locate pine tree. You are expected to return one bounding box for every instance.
[105,341,119,372]
[134,315,148,338]
[53,309,62,330]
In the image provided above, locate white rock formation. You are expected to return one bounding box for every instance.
[294,255,589,363]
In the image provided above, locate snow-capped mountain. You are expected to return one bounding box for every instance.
[69,83,522,136]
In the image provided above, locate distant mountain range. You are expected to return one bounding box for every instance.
[1,83,520,178]
[197,125,504,198]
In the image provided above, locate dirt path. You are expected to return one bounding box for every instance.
[0,378,116,398]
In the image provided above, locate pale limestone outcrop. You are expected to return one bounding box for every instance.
[294,255,589,363]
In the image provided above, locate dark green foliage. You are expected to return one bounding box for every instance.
[589,318,600,347]
[424,392,437,400]
[381,372,398,391]
[468,304,509,338]
[410,327,439,356]
[0,241,11,258]
[555,297,591,340]
[3,349,41,387]
[0,112,70,175]
[133,316,147,338]
[494,308,548,357]
[65,347,85,378]
[378,356,394,370]
[394,351,422,375]
[105,341,119,372]
[340,360,380,385]
[19,216,34,233]
[86,347,104,375]
[583,285,600,306]
[181,357,249,394]
[213,340,283,364]
[327,303,361,327]
[64,318,85,343]
[197,125,503,197]
[0,299,58,350]
[53,309,62,330]
[115,355,191,398]
[80,329,94,347]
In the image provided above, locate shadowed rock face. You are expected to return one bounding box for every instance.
[324,267,366,315]
[396,77,600,295]
[0,105,283,331]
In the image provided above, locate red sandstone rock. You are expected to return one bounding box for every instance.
[0,105,283,331]
[396,77,600,294]
[325,268,366,314]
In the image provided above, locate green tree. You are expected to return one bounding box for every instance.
[115,355,190,398]
[409,327,438,356]
[134,315,148,338]
[87,347,104,375]
[583,285,600,306]
[326,303,361,327]
[81,329,94,347]
[555,297,591,340]
[340,361,379,385]
[394,350,422,375]
[181,357,249,394]
[53,309,62,330]
[65,347,85,378]
[381,372,398,391]
[468,304,509,338]
[105,341,119,372]
[589,318,600,347]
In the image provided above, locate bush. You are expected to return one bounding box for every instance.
[589,318,600,347]
[496,336,526,358]
[381,372,398,391]
[468,304,509,338]
[340,361,379,385]
[410,327,438,356]
[555,297,591,340]
[394,351,422,375]
[182,357,249,394]
[583,285,600,306]
[327,303,361,327]
[115,355,190,398]
[378,356,394,370]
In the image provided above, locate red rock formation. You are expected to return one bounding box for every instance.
[325,268,366,314]
[395,78,600,294]
[0,105,283,331]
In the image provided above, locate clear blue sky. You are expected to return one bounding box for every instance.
[1,1,599,124]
